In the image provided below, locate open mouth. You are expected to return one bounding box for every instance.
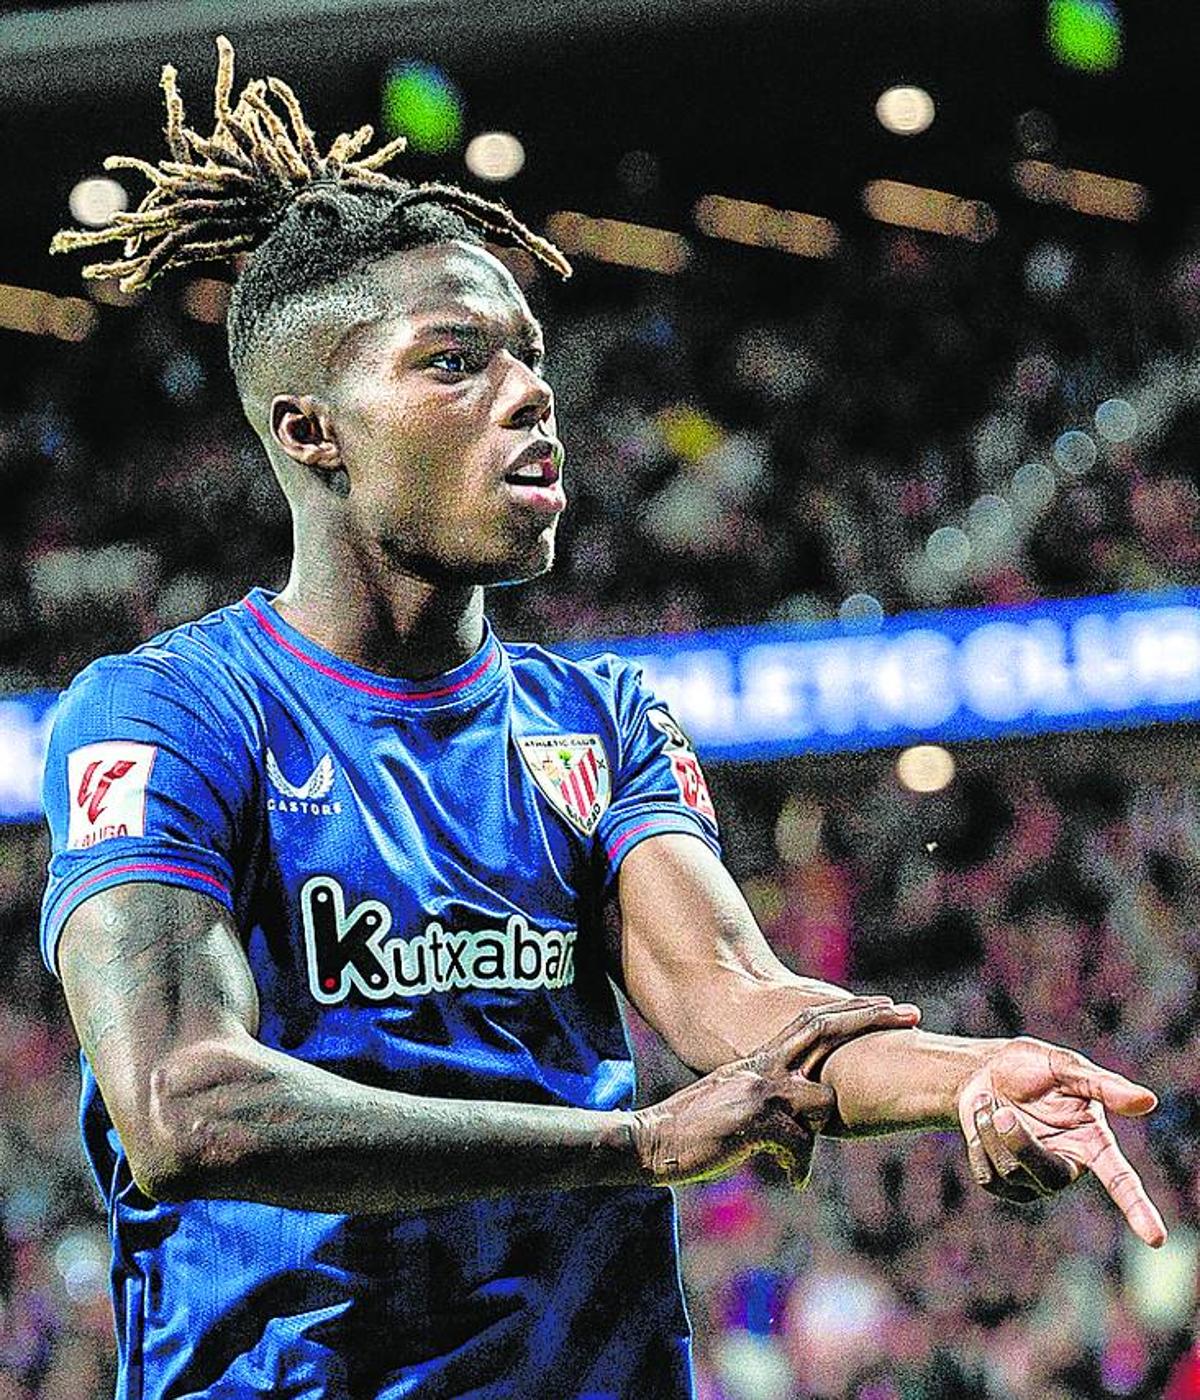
[504,455,560,489]
[501,446,566,517]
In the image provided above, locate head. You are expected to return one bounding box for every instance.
[51,37,573,587]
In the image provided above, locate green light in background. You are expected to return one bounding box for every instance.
[381,62,464,155]
[1047,0,1122,72]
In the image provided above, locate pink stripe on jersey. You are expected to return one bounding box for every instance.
[52,861,230,934]
[245,597,496,701]
[605,819,662,864]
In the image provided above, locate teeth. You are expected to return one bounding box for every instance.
[510,465,546,482]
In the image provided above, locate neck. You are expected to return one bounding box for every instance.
[273,532,486,681]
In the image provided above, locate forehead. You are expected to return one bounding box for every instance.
[365,242,539,340]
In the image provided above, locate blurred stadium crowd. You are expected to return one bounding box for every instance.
[2,218,1200,1398]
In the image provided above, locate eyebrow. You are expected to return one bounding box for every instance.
[414,320,545,352]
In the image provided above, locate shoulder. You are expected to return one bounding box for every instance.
[503,639,650,712]
[54,600,260,742]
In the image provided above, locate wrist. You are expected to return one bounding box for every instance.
[592,1110,652,1187]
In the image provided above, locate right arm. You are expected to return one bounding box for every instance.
[59,881,915,1210]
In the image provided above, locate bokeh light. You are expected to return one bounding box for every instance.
[1095,397,1138,442]
[926,526,971,573]
[1016,109,1057,155]
[68,176,127,227]
[1024,241,1076,297]
[875,85,936,136]
[967,494,1014,546]
[1054,429,1098,476]
[382,61,464,154]
[465,131,525,182]
[838,593,884,628]
[896,745,956,793]
[1011,461,1057,520]
[1047,0,1122,73]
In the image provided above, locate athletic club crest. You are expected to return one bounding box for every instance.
[517,734,611,837]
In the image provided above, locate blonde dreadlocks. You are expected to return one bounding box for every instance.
[50,35,570,293]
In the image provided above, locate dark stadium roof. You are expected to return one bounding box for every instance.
[1,0,1198,292]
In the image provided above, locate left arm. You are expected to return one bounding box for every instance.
[610,833,1166,1245]
[609,832,992,1124]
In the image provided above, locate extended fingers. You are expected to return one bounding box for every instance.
[768,997,922,1079]
[1085,1127,1168,1248]
[1045,1045,1158,1117]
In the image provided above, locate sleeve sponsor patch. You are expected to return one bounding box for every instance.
[66,741,157,850]
[648,709,717,825]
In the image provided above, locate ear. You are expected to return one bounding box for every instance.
[270,394,341,473]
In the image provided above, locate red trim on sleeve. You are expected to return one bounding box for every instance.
[50,861,230,935]
[244,597,496,701]
[605,819,662,864]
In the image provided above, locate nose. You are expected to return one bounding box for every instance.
[500,353,554,431]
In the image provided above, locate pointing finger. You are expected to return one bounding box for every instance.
[1086,1126,1168,1248]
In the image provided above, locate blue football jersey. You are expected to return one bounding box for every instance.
[40,589,722,1400]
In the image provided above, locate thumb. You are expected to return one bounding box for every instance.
[778,1076,837,1133]
[1049,1048,1159,1117]
[1095,1072,1158,1118]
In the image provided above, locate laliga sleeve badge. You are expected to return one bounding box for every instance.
[66,741,157,849]
[648,709,717,826]
[517,734,611,837]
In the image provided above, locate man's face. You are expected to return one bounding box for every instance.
[325,241,564,585]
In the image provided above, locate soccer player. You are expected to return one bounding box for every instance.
[43,39,1165,1400]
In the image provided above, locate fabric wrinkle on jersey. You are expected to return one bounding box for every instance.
[40,588,722,1400]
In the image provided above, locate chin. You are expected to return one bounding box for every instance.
[477,523,558,587]
[484,542,556,588]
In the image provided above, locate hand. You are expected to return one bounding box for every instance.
[631,996,921,1190]
[957,1036,1167,1247]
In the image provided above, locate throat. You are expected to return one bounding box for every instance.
[272,571,486,681]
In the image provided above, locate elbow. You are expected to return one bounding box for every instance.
[126,1140,194,1205]
[129,1041,255,1202]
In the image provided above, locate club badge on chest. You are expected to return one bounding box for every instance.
[516,734,611,837]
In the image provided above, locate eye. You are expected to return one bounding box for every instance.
[428,348,477,376]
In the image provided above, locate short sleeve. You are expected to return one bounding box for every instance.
[595,661,722,883]
[39,651,254,975]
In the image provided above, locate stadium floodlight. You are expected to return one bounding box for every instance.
[693,195,840,259]
[863,180,997,243]
[0,283,97,341]
[545,212,690,275]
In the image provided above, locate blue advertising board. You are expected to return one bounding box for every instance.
[0,689,59,825]
[558,589,1200,763]
[3,590,1199,821]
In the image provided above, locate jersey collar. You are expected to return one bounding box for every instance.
[240,589,505,711]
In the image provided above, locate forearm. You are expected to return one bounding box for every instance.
[818,1028,1008,1136]
[650,970,1005,1136]
[145,1034,640,1210]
